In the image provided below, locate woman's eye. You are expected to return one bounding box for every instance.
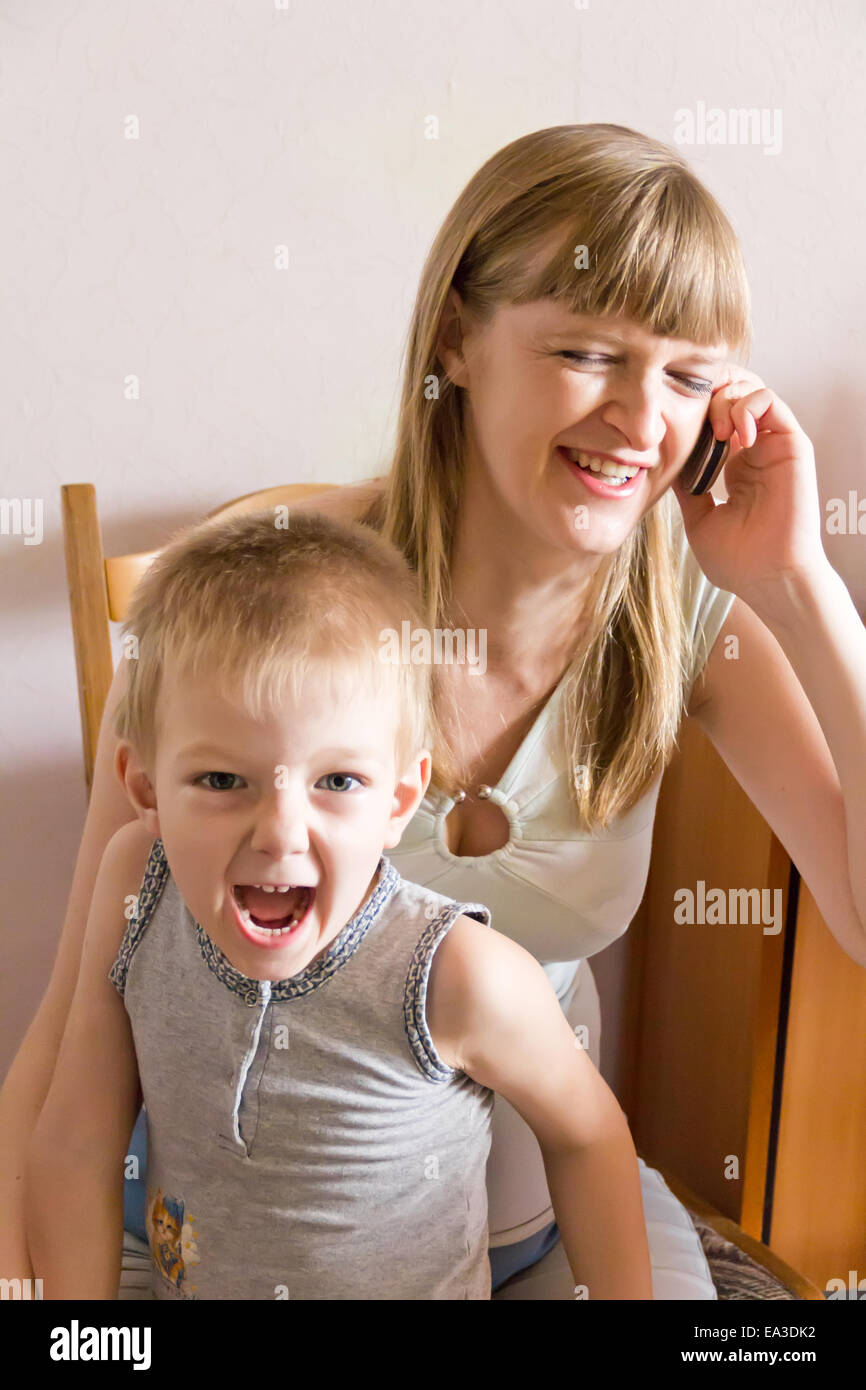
[677,377,713,396]
[197,772,244,791]
[317,772,363,793]
[558,351,713,396]
[558,351,608,365]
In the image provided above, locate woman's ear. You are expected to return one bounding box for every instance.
[436,287,472,389]
[115,740,161,839]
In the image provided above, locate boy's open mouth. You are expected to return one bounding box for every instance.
[231,883,316,936]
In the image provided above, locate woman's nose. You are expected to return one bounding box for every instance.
[602,384,667,454]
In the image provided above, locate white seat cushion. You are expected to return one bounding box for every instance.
[492,1159,716,1300]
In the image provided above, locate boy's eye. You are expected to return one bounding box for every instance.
[317,772,363,792]
[557,350,713,396]
[197,772,244,791]
[195,771,365,792]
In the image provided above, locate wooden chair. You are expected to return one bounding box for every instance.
[59,480,826,1300]
[61,482,337,795]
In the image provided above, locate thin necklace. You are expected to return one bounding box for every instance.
[449,689,550,803]
[451,784,492,804]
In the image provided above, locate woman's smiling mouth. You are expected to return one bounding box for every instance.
[557,446,647,498]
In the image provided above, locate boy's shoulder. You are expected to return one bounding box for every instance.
[389,865,526,982]
[431,910,535,986]
[98,821,161,946]
[60,822,161,1017]
[425,910,539,1073]
[105,819,159,886]
[100,823,163,998]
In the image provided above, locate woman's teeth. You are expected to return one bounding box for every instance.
[564,449,641,485]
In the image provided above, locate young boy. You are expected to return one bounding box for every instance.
[26,508,653,1300]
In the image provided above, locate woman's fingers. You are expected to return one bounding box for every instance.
[711,378,803,453]
[729,388,773,448]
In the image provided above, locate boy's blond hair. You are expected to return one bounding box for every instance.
[113,508,434,779]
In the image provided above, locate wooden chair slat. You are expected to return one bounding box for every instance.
[61,484,115,796]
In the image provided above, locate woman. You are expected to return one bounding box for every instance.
[5,123,865,1300]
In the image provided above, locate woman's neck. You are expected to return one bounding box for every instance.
[447,458,602,685]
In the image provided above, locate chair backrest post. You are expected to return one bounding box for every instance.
[61,484,115,797]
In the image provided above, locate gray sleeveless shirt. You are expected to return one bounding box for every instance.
[109,839,495,1300]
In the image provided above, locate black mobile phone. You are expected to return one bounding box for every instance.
[679,417,730,495]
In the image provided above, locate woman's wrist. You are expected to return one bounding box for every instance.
[739,556,847,635]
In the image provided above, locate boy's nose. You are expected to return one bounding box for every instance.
[249,792,311,858]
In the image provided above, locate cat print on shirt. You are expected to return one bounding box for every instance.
[147,1187,200,1298]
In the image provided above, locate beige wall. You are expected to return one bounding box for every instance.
[2,0,864,1081]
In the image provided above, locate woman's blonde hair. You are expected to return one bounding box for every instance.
[113,509,435,780]
[357,122,752,829]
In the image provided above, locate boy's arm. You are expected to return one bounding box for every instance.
[428,916,653,1300]
[25,821,154,1299]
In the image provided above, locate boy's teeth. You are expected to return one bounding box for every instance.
[565,449,640,481]
[238,906,299,935]
[233,883,313,934]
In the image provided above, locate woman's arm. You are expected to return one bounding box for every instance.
[675,369,866,965]
[690,576,866,967]
[0,656,138,1280]
[26,821,150,1299]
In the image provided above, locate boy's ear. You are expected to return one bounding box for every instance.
[115,740,161,839]
[383,749,432,850]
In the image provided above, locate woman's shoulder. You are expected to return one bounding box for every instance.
[290,474,388,526]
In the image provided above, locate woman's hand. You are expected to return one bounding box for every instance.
[671,365,829,604]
